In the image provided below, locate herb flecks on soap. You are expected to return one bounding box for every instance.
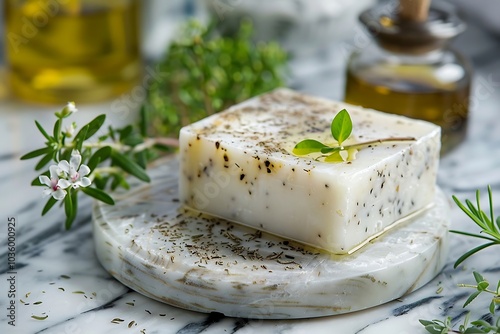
[292,109,415,162]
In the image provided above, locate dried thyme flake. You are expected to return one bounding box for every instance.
[33,301,43,305]
[31,315,48,320]
[60,275,71,279]
[111,318,125,324]
[72,291,85,294]
[266,251,283,260]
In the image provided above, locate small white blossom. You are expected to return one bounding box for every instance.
[39,165,70,200]
[65,122,77,138]
[38,150,92,201]
[66,101,78,113]
[61,101,78,116]
[58,150,91,189]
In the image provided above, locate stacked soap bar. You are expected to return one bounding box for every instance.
[179,88,441,254]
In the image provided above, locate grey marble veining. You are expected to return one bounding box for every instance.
[1,14,500,334]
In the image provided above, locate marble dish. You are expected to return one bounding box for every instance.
[93,157,449,319]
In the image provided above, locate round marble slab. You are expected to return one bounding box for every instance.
[93,157,450,319]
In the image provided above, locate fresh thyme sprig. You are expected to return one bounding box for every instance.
[458,271,500,314]
[420,186,500,334]
[144,19,287,137]
[420,313,500,334]
[292,109,415,162]
[21,103,177,229]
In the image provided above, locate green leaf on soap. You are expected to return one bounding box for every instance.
[292,139,329,155]
[331,109,352,146]
[324,151,344,162]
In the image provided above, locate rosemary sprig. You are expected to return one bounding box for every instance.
[420,186,500,333]
[451,186,500,268]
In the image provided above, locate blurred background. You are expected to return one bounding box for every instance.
[0,0,499,151]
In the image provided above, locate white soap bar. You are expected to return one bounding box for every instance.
[179,88,441,254]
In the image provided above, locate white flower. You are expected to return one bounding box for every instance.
[65,122,77,138]
[39,165,71,200]
[61,101,78,116]
[66,101,78,113]
[58,150,91,189]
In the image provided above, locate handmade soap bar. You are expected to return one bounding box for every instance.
[179,88,441,254]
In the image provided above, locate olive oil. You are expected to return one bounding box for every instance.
[5,0,141,104]
[345,2,472,154]
[345,64,470,154]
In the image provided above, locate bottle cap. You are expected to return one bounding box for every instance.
[359,2,466,54]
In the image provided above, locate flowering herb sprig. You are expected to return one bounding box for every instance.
[292,109,415,162]
[420,186,500,333]
[21,103,177,229]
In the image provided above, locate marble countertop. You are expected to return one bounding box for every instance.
[1,14,500,334]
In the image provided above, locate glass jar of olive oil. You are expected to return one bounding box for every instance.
[344,3,472,154]
[4,0,141,104]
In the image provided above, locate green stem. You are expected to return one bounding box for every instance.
[343,137,416,151]
[320,137,416,154]
[457,284,479,289]
[63,137,179,153]
[457,284,499,296]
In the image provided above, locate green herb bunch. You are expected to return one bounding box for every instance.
[293,109,415,162]
[420,186,500,334]
[21,103,176,229]
[22,20,287,229]
[144,19,287,137]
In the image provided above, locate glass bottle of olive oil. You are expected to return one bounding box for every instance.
[344,3,472,154]
[4,0,141,104]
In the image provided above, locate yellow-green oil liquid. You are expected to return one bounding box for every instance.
[344,65,470,154]
[5,0,141,104]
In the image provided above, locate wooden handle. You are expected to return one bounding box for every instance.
[399,0,431,22]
